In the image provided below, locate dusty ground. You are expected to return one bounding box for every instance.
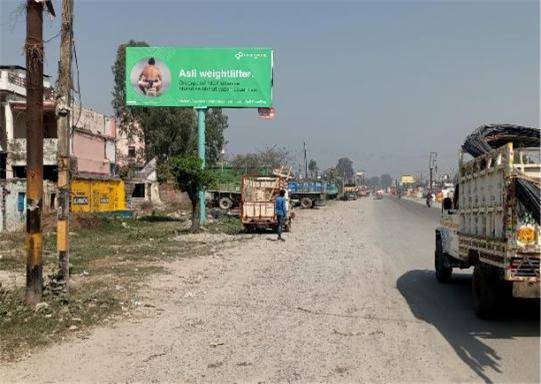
[1,199,539,383]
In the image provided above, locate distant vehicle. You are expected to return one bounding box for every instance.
[240,175,291,232]
[436,128,540,318]
[373,190,384,200]
[342,184,359,201]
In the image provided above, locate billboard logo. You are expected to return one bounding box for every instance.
[235,51,268,60]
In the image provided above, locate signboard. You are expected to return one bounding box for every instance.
[125,47,273,108]
[400,175,416,185]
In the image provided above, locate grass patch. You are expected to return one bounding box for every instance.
[205,215,245,235]
[0,212,239,362]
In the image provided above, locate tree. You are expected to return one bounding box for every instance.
[308,159,318,178]
[169,155,215,232]
[380,174,393,189]
[112,41,227,164]
[335,157,354,183]
[368,176,381,189]
[231,146,291,171]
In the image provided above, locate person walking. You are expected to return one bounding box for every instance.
[275,189,287,241]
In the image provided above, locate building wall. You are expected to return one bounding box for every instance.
[72,131,109,175]
[116,122,145,168]
[0,180,56,232]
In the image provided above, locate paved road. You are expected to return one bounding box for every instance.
[1,198,539,383]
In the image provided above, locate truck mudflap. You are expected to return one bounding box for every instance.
[512,281,540,298]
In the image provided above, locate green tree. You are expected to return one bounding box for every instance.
[231,146,291,172]
[169,155,215,232]
[308,159,318,178]
[380,174,393,189]
[112,41,228,164]
[368,176,381,189]
[335,157,354,183]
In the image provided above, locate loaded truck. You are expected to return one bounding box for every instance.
[435,125,540,318]
[288,181,326,208]
[240,175,291,232]
[342,184,359,200]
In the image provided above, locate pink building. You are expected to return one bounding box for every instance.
[71,105,116,177]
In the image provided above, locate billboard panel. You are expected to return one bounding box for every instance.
[125,47,273,108]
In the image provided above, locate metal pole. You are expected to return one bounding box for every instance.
[25,0,44,305]
[56,0,73,283]
[197,108,206,225]
[303,142,307,179]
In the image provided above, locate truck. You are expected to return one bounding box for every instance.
[342,184,359,200]
[207,183,241,211]
[435,125,540,318]
[288,181,326,208]
[240,175,291,232]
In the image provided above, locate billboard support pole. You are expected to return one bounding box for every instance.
[197,108,206,225]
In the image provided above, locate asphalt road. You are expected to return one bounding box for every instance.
[375,197,540,383]
[1,198,539,383]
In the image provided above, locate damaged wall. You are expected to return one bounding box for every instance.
[0,180,57,232]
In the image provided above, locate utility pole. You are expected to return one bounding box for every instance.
[429,152,437,192]
[303,142,307,179]
[25,0,45,305]
[56,0,73,283]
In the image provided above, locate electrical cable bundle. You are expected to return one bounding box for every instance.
[462,124,540,158]
[462,124,540,224]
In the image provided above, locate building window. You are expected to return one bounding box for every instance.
[132,183,145,198]
[17,192,25,212]
[128,146,136,158]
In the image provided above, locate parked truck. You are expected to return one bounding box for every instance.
[288,181,326,208]
[435,125,540,318]
[240,175,291,232]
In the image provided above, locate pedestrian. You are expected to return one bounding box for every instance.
[275,189,287,241]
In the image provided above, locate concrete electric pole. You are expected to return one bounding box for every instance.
[56,0,73,283]
[25,0,45,305]
[429,152,437,192]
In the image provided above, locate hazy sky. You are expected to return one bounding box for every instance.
[1,0,539,178]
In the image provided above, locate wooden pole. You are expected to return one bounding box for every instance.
[25,0,44,305]
[56,0,73,283]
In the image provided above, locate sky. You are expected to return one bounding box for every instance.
[1,0,539,178]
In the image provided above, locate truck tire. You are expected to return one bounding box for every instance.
[300,197,313,209]
[435,235,452,283]
[472,263,499,319]
[219,197,233,210]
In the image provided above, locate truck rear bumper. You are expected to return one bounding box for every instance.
[513,281,540,299]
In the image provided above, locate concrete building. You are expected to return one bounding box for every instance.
[0,65,118,232]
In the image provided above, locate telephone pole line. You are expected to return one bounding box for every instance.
[25,0,45,305]
[56,0,73,283]
[429,151,437,192]
[303,142,308,179]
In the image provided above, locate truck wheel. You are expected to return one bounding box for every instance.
[300,197,313,209]
[435,236,452,283]
[219,197,233,210]
[472,263,499,319]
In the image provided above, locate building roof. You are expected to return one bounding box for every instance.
[0,65,51,78]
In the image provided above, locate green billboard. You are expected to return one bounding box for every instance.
[125,47,273,108]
